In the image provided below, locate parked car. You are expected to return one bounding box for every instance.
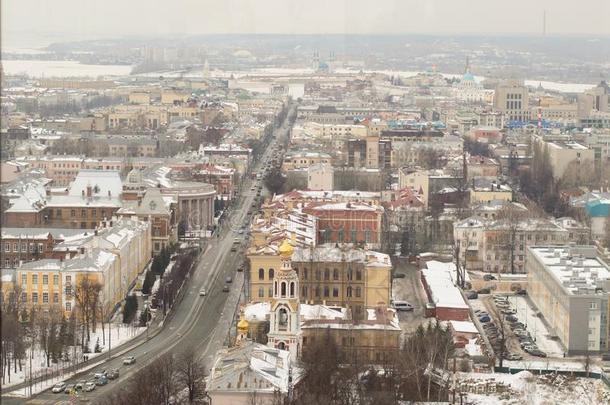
[465,291,478,299]
[222,285,230,292]
[64,384,76,394]
[107,369,119,379]
[529,349,547,358]
[199,288,206,296]
[52,382,67,393]
[74,381,86,392]
[479,315,491,323]
[123,356,136,365]
[477,288,491,294]
[237,266,244,272]
[392,301,414,311]
[505,315,518,322]
[483,274,497,281]
[515,289,527,296]
[84,381,96,392]
[506,353,523,361]
[392,272,406,279]
[226,276,233,284]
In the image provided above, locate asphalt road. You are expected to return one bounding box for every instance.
[2,105,296,405]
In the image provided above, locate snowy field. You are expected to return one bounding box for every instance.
[461,371,610,405]
[2,322,145,396]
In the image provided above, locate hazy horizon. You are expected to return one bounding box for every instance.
[2,0,610,50]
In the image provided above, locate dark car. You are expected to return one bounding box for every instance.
[392,272,406,279]
[529,349,547,358]
[465,291,478,299]
[505,315,518,322]
[483,274,497,281]
[222,285,230,292]
[479,315,491,323]
[477,288,491,295]
[515,289,527,296]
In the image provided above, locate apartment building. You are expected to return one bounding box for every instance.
[493,80,530,122]
[15,217,151,318]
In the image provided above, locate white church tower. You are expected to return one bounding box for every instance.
[267,239,301,360]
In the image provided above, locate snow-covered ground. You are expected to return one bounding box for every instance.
[460,371,610,405]
[1,322,145,394]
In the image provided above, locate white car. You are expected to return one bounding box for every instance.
[84,381,96,392]
[52,382,67,393]
[392,300,414,311]
[123,356,136,365]
[199,288,206,296]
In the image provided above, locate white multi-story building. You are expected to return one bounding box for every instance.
[527,245,610,354]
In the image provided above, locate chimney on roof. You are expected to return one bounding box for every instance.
[82,189,85,198]
[108,190,112,199]
[86,185,92,197]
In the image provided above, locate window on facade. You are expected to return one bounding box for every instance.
[43,274,48,285]
[13,243,18,252]
[81,209,87,217]
[21,292,27,302]
[66,302,71,311]
[268,287,273,297]
[38,243,44,252]
[315,286,320,297]
[338,229,344,241]
[323,286,329,297]
[302,286,308,297]
[269,268,274,279]
[29,243,35,253]
[65,286,72,297]
[32,274,38,284]
[53,293,59,303]
[4,242,9,252]
[347,269,353,280]
[332,287,338,297]
[5,258,11,268]
[351,230,357,242]
[32,292,38,303]
[356,270,362,281]
[355,287,362,297]
[66,275,71,283]
[258,268,264,280]
[21,243,26,252]
[333,268,339,280]
[258,288,264,298]
[21,274,26,285]
[346,286,352,297]
[42,292,48,303]
[315,270,320,280]
[324,269,329,280]
[364,230,370,243]
[71,209,76,217]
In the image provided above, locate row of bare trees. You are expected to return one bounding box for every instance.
[1,275,104,384]
[99,347,206,405]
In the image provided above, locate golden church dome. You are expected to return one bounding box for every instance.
[278,239,294,258]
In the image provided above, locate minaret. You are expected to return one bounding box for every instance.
[267,239,301,360]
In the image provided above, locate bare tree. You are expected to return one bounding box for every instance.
[74,275,102,343]
[36,305,63,367]
[176,346,207,403]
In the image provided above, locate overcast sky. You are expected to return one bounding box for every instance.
[2,0,609,47]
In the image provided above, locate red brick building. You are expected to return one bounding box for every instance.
[302,201,384,248]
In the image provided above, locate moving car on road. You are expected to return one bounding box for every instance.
[52,382,67,393]
[123,356,136,365]
[222,285,230,292]
[199,288,207,296]
[84,381,96,392]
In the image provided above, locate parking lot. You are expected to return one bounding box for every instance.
[471,293,565,361]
